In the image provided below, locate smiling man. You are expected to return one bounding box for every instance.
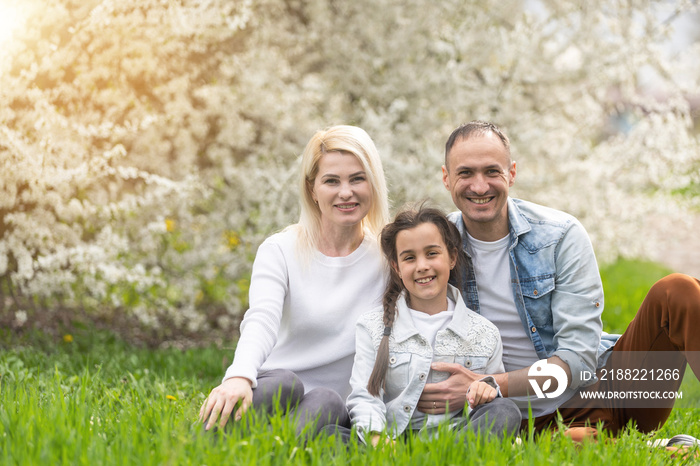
[418,120,700,441]
[441,123,515,242]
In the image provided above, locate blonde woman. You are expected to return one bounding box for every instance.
[200,126,390,436]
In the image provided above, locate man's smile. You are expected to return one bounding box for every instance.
[468,197,494,205]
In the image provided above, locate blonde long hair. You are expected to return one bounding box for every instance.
[295,125,390,258]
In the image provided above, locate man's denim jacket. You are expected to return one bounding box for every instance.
[448,198,617,391]
[347,285,503,441]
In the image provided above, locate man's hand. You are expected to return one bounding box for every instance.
[199,377,253,430]
[417,362,481,414]
[419,357,572,414]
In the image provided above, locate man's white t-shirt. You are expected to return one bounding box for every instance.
[467,232,572,417]
[467,232,539,371]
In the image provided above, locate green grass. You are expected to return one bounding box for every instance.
[600,259,673,334]
[1,259,698,465]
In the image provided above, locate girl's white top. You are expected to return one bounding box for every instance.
[223,227,386,398]
[347,285,504,439]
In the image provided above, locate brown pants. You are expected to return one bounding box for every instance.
[526,273,700,435]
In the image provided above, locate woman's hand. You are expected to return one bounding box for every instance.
[199,377,253,430]
[466,380,497,408]
[369,432,395,449]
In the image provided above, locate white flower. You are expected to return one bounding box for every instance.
[14,310,28,327]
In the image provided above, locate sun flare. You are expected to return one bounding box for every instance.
[0,1,27,46]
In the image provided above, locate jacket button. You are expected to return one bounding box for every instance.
[419,373,426,380]
[531,326,537,333]
[465,360,472,367]
[389,356,397,364]
[403,405,411,412]
[533,289,538,296]
[595,302,600,307]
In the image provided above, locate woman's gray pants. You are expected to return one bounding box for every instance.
[252,368,350,437]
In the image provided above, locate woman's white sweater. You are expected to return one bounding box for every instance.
[224,227,387,398]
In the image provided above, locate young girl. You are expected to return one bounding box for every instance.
[341,206,521,445]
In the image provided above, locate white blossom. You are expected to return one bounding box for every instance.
[1,0,698,335]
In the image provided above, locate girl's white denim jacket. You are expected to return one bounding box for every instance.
[347,285,504,442]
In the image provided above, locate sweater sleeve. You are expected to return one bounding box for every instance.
[347,316,388,443]
[223,237,289,386]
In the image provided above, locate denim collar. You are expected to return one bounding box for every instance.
[506,197,532,239]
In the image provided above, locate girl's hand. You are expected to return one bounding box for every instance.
[199,377,253,430]
[466,380,497,408]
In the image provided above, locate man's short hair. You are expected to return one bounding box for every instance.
[444,121,511,169]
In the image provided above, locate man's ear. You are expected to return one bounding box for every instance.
[442,165,450,190]
[508,160,517,187]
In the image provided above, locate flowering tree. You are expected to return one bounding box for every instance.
[0,0,310,335]
[1,0,698,339]
[305,0,700,260]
